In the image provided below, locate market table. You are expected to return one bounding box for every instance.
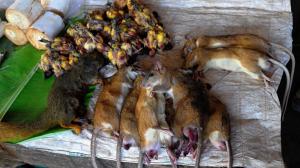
[1,0,293,167]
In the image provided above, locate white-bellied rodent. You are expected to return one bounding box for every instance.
[183,33,294,119]
[183,34,271,56]
[91,67,137,168]
[142,65,210,168]
[116,76,143,168]
[204,95,232,168]
[184,47,290,115]
[135,83,173,167]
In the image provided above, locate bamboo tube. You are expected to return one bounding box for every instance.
[26,11,64,50]
[4,23,28,45]
[6,0,44,29]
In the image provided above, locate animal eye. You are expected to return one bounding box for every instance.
[149,73,154,77]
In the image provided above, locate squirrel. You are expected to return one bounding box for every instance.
[0,53,104,143]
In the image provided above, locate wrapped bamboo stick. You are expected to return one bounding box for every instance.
[40,0,71,18]
[6,0,44,29]
[4,23,28,45]
[0,0,15,10]
[26,11,64,50]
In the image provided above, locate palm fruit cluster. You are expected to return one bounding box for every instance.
[40,37,80,77]
[40,0,171,77]
[83,0,171,66]
[126,0,170,54]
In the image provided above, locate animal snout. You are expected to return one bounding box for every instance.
[213,141,227,151]
[147,149,158,159]
[123,143,132,150]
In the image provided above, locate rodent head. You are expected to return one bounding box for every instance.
[183,38,197,57]
[142,69,172,93]
[125,66,139,81]
[195,36,208,48]
[79,53,105,84]
[185,48,202,69]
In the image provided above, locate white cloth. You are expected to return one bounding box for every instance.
[19,0,292,167]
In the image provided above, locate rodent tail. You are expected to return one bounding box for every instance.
[91,128,101,168]
[225,140,233,168]
[194,127,203,168]
[137,149,144,168]
[270,43,295,119]
[0,121,51,143]
[270,42,295,90]
[268,58,291,121]
[116,136,122,168]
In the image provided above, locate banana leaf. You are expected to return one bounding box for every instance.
[3,69,54,123]
[0,39,44,121]
[0,16,93,142]
[0,15,84,121]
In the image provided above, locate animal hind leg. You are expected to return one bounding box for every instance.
[60,122,82,134]
[167,147,178,168]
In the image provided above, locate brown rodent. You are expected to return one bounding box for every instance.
[183,34,294,117]
[183,34,271,56]
[184,47,290,115]
[142,66,210,168]
[91,67,137,168]
[116,76,143,168]
[185,47,275,80]
[0,53,104,143]
[135,49,185,72]
[204,95,232,168]
[135,85,173,166]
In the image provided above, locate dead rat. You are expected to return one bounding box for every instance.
[184,47,290,115]
[142,64,210,168]
[91,67,137,168]
[116,76,143,168]
[204,95,232,168]
[135,83,173,167]
[183,34,271,56]
[183,34,294,118]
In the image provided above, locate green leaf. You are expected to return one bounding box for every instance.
[3,69,54,123]
[0,42,44,121]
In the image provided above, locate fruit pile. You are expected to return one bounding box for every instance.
[40,0,171,77]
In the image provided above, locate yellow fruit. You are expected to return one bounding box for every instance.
[107,50,116,64]
[157,32,165,44]
[106,10,118,19]
[104,26,111,34]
